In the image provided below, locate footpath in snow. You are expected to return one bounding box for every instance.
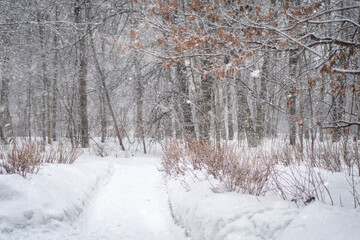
[0,155,189,240]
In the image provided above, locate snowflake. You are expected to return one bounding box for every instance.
[250,70,261,78]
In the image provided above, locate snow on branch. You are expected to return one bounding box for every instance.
[333,68,360,75]
[324,120,360,128]
[308,34,360,48]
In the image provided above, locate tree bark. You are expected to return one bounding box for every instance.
[75,0,89,148]
[38,12,52,144]
[331,80,345,143]
[0,30,13,143]
[319,76,325,142]
[198,74,212,140]
[227,80,234,140]
[288,50,298,146]
[256,50,269,145]
[52,5,59,142]
[299,70,304,152]
[357,93,360,139]
[164,69,173,138]
[215,80,221,148]
[236,76,257,147]
[177,63,196,139]
[134,51,146,153]
[99,85,107,143]
[27,84,32,139]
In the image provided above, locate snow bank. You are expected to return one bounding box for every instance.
[0,153,112,234]
[167,178,360,240]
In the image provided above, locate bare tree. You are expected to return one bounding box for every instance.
[74,0,89,148]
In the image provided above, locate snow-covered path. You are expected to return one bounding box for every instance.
[74,156,188,240]
[4,156,189,240]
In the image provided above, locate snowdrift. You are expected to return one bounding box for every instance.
[167,178,360,240]
[0,154,112,234]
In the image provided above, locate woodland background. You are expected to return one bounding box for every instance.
[0,0,359,152]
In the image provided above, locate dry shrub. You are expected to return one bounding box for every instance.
[345,141,360,208]
[272,143,295,166]
[1,141,45,177]
[92,142,109,158]
[270,162,331,206]
[347,141,360,176]
[305,140,360,174]
[273,140,348,173]
[56,141,80,164]
[162,139,189,176]
[163,138,359,206]
[312,141,342,172]
[0,140,80,178]
[268,140,354,206]
[162,139,273,196]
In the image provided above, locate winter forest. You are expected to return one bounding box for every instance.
[0,0,354,151]
[1,0,360,239]
[0,0,358,149]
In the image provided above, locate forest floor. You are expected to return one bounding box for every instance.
[0,153,189,240]
[1,143,360,240]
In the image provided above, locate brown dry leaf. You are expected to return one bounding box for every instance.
[135,39,143,50]
[130,29,137,40]
[144,22,150,30]
[118,43,125,53]
[156,38,165,46]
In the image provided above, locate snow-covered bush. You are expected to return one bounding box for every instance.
[0,140,80,178]
[163,138,360,207]
[162,139,273,195]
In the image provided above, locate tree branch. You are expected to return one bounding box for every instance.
[333,68,360,75]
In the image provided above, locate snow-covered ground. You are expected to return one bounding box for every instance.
[0,153,188,240]
[1,148,360,240]
[168,178,360,240]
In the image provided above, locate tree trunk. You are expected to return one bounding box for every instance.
[221,83,227,140]
[357,93,360,139]
[75,0,89,148]
[164,69,173,138]
[52,5,59,142]
[130,0,146,153]
[38,13,52,144]
[177,63,196,140]
[172,67,183,139]
[331,81,345,143]
[308,79,315,156]
[0,38,12,143]
[198,74,212,140]
[134,51,146,154]
[288,50,298,146]
[319,76,325,142]
[89,26,125,151]
[227,80,234,140]
[357,7,360,140]
[215,80,221,148]
[236,75,257,147]
[299,72,304,152]
[26,83,32,139]
[100,85,107,143]
[256,50,269,145]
